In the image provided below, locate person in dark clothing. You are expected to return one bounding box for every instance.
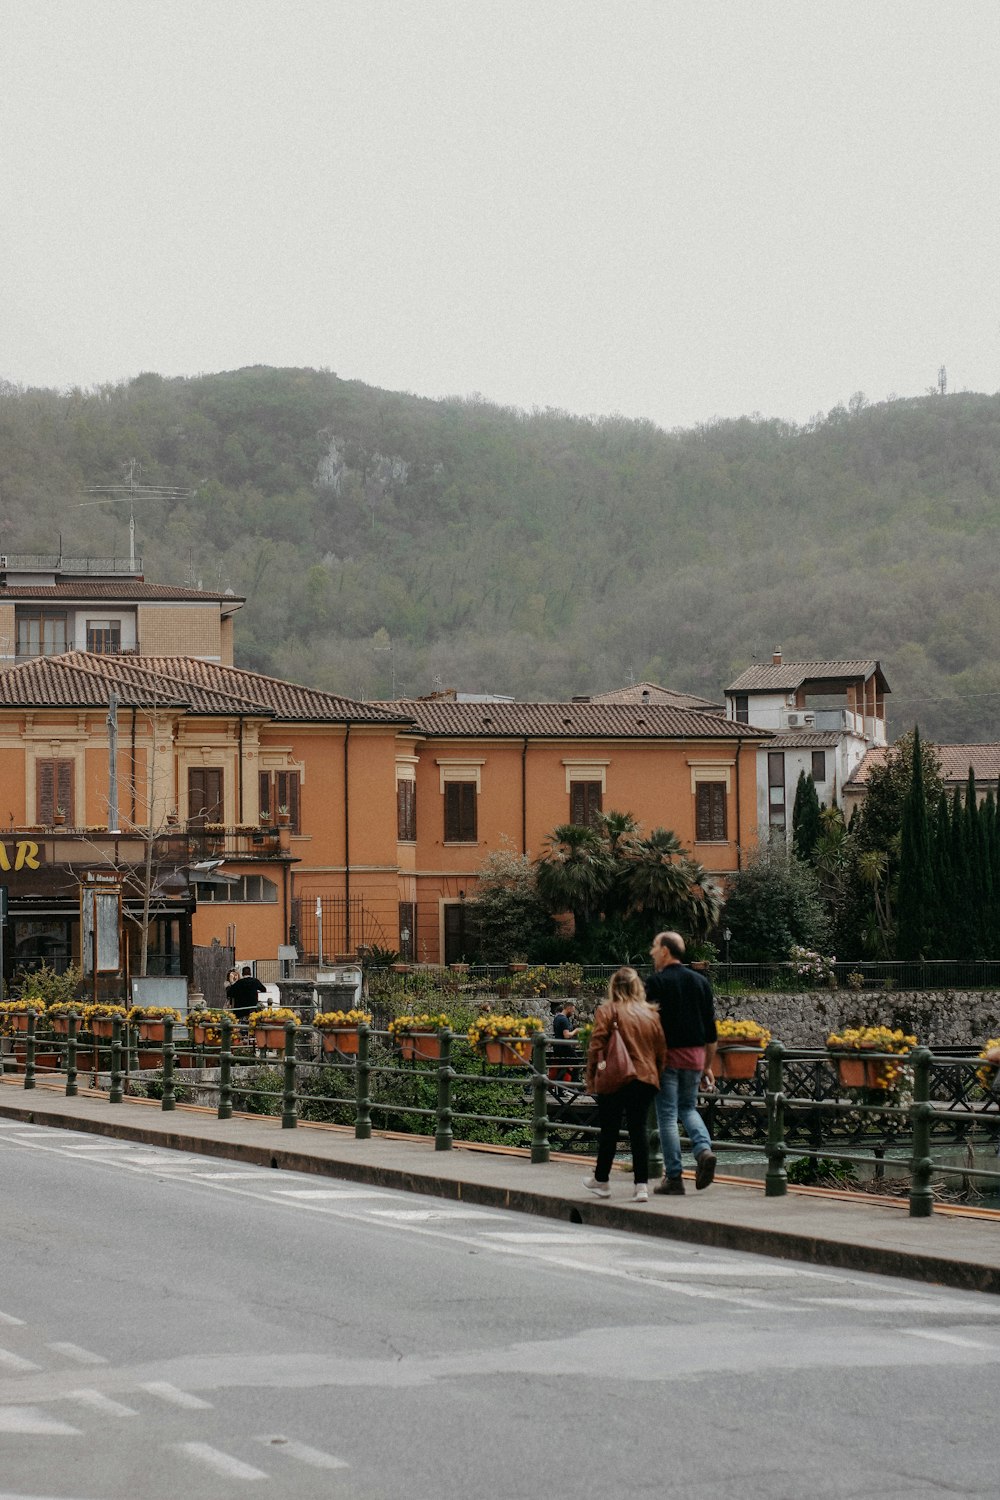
[550,1001,579,1082]
[645,930,718,1195]
[225,965,267,1021]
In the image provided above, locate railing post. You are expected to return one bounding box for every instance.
[355,1021,372,1139]
[764,1040,787,1197]
[66,1009,79,1098]
[160,1018,176,1111]
[281,1022,298,1128]
[435,1027,453,1151]
[23,1011,36,1090]
[909,1046,934,1217]
[530,1031,550,1164]
[109,1016,123,1104]
[218,1017,233,1119]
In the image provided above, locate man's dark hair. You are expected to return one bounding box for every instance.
[241,965,252,976]
[659,932,685,959]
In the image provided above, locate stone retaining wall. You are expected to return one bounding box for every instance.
[715,990,1000,1048]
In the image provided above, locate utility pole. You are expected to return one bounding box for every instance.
[107,689,120,833]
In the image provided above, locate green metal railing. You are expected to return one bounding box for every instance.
[4,1017,1000,1216]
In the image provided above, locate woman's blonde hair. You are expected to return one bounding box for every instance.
[607,966,646,1007]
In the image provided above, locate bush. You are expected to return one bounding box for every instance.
[722,840,830,961]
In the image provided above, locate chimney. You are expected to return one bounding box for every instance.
[772,649,782,666]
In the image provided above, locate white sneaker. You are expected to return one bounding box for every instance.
[583,1176,611,1198]
[632,1185,649,1203]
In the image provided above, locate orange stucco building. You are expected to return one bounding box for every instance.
[0,655,765,979]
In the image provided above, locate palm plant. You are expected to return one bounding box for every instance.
[534,824,611,944]
[625,828,721,937]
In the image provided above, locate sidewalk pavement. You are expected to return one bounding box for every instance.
[3,1074,1000,1296]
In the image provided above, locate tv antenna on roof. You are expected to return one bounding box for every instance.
[78,459,195,570]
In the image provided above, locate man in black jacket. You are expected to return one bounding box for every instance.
[645,931,717,1195]
[225,965,267,1022]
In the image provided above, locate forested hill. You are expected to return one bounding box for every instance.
[1,367,999,741]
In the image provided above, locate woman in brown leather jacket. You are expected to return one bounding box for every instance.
[584,966,667,1203]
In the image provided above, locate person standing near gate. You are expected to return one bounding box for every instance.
[226,965,267,1023]
[645,931,718,1194]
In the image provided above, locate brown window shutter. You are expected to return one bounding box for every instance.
[697,783,727,841]
[711,783,727,840]
[444,783,460,842]
[37,760,55,824]
[259,771,271,821]
[571,781,602,828]
[460,782,477,841]
[397,780,416,841]
[57,761,74,824]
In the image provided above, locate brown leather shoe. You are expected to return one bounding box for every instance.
[695,1150,717,1190]
[653,1176,685,1195]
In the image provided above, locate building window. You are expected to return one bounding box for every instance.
[570,780,602,828]
[193,875,278,903]
[36,759,74,825]
[397,779,416,841]
[188,767,224,826]
[86,619,121,653]
[811,750,827,783]
[398,901,416,959]
[444,781,477,842]
[17,611,69,659]
[259,770,301,831]
[734,694,749,723]
[695,782,727,841]
[768,750,786,828]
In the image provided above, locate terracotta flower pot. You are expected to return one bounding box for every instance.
[137,1021,166,1043]
[322,1028,360,1055]
[832,1054,888,1089]
[254,1025,288,1051]
[191,1023,222,1047]
[714,1044,761,1081]
[399,1031,441,1061]
[482,1038,533,1065]
[50,1016,70,1035]
[91,1018,115,1039]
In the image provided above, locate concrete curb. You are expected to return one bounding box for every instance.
[4,1092,1000,1297]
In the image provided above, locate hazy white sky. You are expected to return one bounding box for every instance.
[2,1,998,430]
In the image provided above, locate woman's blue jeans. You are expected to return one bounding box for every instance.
[655,1068,712,1180]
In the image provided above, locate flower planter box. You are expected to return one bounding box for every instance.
[254,1025,289,1051]
[714,1043,762,1081]
[136,1021,166,1044]
[191,1023,222,1048]
[831,1053,888,1089]
[49,1016,71,1035]
[321,1029,360,1056]
[90,1018,115,1039]
[398,1032,441,1062]
[481,1039,533,1066]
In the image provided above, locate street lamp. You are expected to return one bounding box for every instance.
[400,926,410,960]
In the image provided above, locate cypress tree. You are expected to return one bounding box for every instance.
[928,790,953,959]
[950,784,976,959]
[896,727,932,960]
[792,770,822,864]
[964,769,985,959]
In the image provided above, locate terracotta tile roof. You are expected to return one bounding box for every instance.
[0,653,410,723]
[846,743,1000,789]
[727,659,889,693]
[588,681,723,712]
[377,699,765,740]
[0,581,244,604]
[763,730,844,749]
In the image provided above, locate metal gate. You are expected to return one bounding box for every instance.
[291,896,384,962]
[193,940,236,1006]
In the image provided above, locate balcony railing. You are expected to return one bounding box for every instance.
[15,641,141,662]
[1,554,143,575]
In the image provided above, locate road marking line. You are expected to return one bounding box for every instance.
[905,1330,995,1350]
[366,1208,501,1221]
[254,1436,349,1469]
[626,1260,801,1277]
[56,1142,133,1151]
[0,1347,41,1373]
[47,1343,108,1366]
[177,1442,267,1480]
[191,1171,288,1180]
[141,1381,213,1410]
[798,1296,1000,1314]
[0,1405,81,1434]
[481,1231,630,1245]
[66,1388,138,1416]
[271,1188,394,1200]
[0,1310,25,1326]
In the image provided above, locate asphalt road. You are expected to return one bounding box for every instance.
[2,1119,999,1500]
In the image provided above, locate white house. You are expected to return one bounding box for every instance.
[724,652,890,838]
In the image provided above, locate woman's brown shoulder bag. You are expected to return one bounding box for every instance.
[592,1005,638,1095]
